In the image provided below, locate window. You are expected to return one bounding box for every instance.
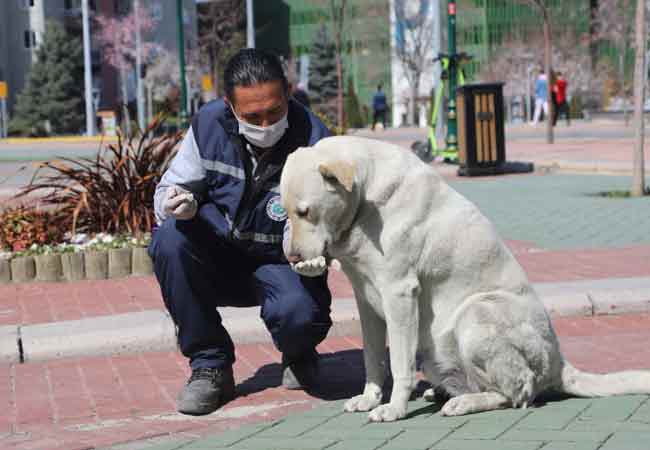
[19,0,35,8]
[24,30,36,49]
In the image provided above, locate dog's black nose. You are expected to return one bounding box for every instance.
[287,253,302,263]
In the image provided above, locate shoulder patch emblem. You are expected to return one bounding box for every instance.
[266,196,288,222]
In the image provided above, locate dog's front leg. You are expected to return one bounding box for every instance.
[344,290,386,414]
[368,277,420,422]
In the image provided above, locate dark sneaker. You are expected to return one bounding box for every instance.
[282,351,319,390]
[177,367,235,415]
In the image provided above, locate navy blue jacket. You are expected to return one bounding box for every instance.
[154,98,330,263]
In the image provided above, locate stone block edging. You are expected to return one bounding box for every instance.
[0,247,153,283]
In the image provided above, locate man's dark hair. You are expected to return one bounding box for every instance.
[224,49,289,101]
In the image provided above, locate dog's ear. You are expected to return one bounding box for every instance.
[318,160,355,192]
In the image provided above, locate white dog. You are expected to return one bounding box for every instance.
[280,135,650,422]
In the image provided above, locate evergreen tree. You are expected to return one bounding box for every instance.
[10,21,84,136]
[344,75,365,129]
[308,24,338,121]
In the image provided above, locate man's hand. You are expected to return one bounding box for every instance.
[163,185,198,220]
[291,256,328,277]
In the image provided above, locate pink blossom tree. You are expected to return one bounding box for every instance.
[95,4,162,135]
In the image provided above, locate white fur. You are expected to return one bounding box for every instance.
[280,136,650,422]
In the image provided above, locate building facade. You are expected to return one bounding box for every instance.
[0,0,197,120]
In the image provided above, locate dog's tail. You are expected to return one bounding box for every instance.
[561,361,650,397]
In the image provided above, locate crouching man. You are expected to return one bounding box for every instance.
[149,49,332,415]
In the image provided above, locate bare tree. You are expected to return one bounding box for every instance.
[631,0,646,197]
[197,0,245,98]
[329,0,348,131]
[593,0,635,124]
[394,0,435,126]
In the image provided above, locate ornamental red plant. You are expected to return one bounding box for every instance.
[15,116,182,236]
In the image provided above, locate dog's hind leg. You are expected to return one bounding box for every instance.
[441,392,510,416]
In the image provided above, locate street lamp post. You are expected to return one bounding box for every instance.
[246,0,255,48]
[176,0,188,127]
[446,0,458,154]
[82,0,95,136]
[135,0,145,131]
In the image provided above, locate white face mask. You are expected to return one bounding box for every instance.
[233,109,289,149]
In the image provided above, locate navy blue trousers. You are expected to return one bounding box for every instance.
[148,216,332,370]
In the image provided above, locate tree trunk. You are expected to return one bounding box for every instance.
[543,14,554,145]
[632,0,646,197]
[411,79,420,126]
[621,51,630,126]
[336,52,344,131]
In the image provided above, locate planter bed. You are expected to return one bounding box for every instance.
[0,247,152,284]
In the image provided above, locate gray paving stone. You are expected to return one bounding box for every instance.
[431,439,544,450]
[538,443,602,450]
[227,437,338,450]
[576,395,647,422]
[500,429,611,442]
[445,420,517,440]
[181,424,270,448]
[566,420,650,433]
[302,425,401,441]
[363,415,468,431]
[318,411,372,429]
[327,440,388,450]
[628,400,650,423]
[516,409,584,430]
[450,175,650,250]
[598,431,650,450]
[374,429,453,450]
[253,417,329,438]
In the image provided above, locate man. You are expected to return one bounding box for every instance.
[149,49,333,416]
[552,71,570,127]
[371,84,388,131]
[530,71,548,126]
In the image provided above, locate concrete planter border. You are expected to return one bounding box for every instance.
[10,256,36,283]
[34,254,63,282]
[3,247,153,283]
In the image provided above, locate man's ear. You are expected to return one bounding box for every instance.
[318,160,355,192]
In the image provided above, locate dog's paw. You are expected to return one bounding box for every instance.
[368,403,407,422]
[344,394,382,413]
[440,396,472,416]
[290,256,327,277]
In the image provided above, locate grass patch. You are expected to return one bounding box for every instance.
[591,188,650,198]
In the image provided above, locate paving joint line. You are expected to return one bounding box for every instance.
[625,394,650,422]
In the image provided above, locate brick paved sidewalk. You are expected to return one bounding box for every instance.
[1,241,649,327]
[3,313,650,450]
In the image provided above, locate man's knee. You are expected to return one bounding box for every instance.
[262,290,330,355]
[149,218,195,261]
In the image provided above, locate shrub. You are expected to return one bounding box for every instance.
[0,206,68,252]
[16,115,183,236]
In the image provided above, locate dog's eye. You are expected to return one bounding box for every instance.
[296,206,309,218]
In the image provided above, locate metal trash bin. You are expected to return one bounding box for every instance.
[457,83,506,176]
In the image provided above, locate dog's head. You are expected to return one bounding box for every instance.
[280,147,358,264]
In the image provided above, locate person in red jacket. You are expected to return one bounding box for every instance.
[552,72,570,126]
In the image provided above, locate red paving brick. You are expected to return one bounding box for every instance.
[1,242,649,326]
[2,316,650,449]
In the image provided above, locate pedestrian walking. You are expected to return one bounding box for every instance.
[530,71,549,126]
[552,71,570,126]
[371,84,388,130]
[148,49,333,416]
